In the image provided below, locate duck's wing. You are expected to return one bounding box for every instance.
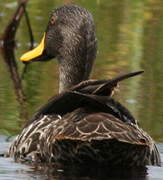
[53,109,149,145]
[72,71,144,96]
[41,107,161,166]
[27,71,143,126]
[27,91,137,126]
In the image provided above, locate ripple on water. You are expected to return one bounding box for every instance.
[147,166,163,180]
[0,157,47,180]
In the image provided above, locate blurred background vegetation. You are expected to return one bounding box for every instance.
[0,0,163,141]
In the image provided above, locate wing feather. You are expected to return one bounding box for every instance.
[50,111,152,146]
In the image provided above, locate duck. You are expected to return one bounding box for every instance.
[7,5,161,168]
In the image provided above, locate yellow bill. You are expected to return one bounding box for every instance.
[20,33,46,61]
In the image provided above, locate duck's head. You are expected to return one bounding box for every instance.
[20,5,97,92]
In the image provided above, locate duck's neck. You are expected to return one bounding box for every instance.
[58,20,97,93]
[58,56,93,93]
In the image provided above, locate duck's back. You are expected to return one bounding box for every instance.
[8,90,161,167]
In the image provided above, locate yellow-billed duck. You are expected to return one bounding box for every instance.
[7,5,161,167]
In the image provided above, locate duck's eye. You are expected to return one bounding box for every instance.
[50,17,56,25]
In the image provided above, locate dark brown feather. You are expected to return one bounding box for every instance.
[71,71,144,96]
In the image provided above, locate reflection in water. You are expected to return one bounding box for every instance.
[0,157,46,180]
[0,157,148,180]
[0,1,34,127]
[0,2,26,108]
[39,165,148,180]
[140,0,163,141]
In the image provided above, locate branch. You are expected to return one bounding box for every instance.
[0,0,31,122]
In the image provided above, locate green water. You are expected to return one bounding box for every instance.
[0,0,163,142]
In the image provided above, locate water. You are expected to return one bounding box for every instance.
[0,0,163,179]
